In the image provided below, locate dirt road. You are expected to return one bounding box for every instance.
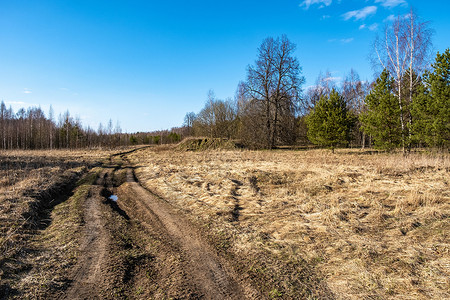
[62,186,108,299]
[60,153,257,299]
[60,170,113,299]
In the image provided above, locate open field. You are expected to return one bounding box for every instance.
[1,146,448,299]
[128,147,449,299]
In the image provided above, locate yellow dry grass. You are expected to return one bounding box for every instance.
[129,148,449,299]
[0,148,115,194]
[0,149,114,266]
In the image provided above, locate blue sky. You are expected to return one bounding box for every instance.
[0,0,448,132]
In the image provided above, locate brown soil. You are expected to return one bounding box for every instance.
[116,167,257,299]
[62,184,109,299]
[53,152,258,299]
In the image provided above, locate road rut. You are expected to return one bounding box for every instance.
[62,152,257,299]
[117,166,253,299]
[63,182,109,299]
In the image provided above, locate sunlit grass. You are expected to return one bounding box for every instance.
[129,148,449,299]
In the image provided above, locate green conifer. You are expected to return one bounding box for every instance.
[412,49,450,148]
[306,89,351,152]
[360,69,402,150]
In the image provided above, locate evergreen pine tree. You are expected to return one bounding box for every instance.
[306,89,351,152]
[412,49,450,148]
[401,69,422,149]
[360,69,402,150]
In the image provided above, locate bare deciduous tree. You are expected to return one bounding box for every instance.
[183,112,196,136]
[243,35,304,148]
[304,71,337,114]
[193,92,237,139]
[342,69,371,148]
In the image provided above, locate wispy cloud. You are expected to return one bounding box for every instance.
[321,15,331,20]
[369,23,379,31]
[300,0,332,10]
[384,14,395,22]
[324,76,342,82]
[23,88,32,94]
[328,38,354,44]
[342,6,377,21]
[384,13,409,23]
[360,23,379,31]
[340,38,354,44]
[375,0,407,9]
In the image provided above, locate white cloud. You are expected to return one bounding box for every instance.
[384,14,395,22]
[384,13,409,23]
[340,38,354,43]
[321,15,331,20]
[23,88,32,94]
[342,6,377,21]
[328,38,354,44]
[375,0,407,9]
[324,76,342,82]
[300,0,332,10]
[369,23,379,31]
[360,23,379,31]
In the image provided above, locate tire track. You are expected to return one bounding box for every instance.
[59,147,258,299]
[117,165,258,299]
[61,171,112,300]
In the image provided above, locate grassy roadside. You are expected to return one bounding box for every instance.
[5,168,101,299]
[0,148,123,298]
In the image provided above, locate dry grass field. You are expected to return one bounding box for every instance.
[1,146,448,299]
[128,148,449,299]
[0,149,116,296]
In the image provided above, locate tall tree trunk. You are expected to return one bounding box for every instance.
[271,100,279,149]
[50,125,53,150]
[395,33,406,154]
[266,98,272,149]
[362,132,366,150]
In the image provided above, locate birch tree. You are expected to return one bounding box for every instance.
[372,10,432,152]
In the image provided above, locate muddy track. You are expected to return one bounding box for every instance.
[61,149,258,299]
[62,173,111,299]
[118,167,256,299]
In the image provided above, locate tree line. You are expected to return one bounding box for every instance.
[0,104,183,150]
[184,11,448,151]
[0,104,119,149]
